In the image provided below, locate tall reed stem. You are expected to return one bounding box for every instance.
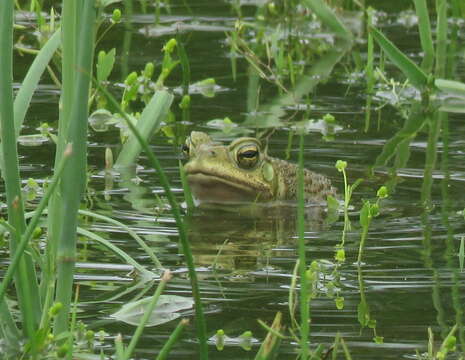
[54,0,95,335]
[0,0,41,339]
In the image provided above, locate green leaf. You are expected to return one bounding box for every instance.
[359,201,371,229]
[435,78,465,97]
[14,29,60,137]
[115,90,173,167]
[413,0,434,72]
[325,195,340,224]
[370,26,428,89]
[111,295,194,327]
[96,48,116,84]
[375,103,426,167]
[357,300,370,327]
[302,0,352,40]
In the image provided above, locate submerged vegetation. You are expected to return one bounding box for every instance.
[1,0,465,359]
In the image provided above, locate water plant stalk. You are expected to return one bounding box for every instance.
[413,0,434,73]
[0,145,71,305]
[155,318,189,360]
[54,0,95,336]
[0,0,41,339]
[297,132,309,358]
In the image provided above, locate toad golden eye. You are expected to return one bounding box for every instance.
[181,143,190,156]
[237,145,259,169]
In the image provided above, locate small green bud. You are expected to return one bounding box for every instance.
[241,330,252,339]
[179,95,191,110]
[111,8,121,23]
[373,336,384,344]
[370,203,379,217]
[215,329,225,351]
[125,71,138,86]
[267,2,277,15]
[143,62,154,79]
[335,160,347,172]
[48,302,63,317]
[323,113,335,123]
[32,227,42,239]
[376,186,388,198]
[85,330,95,341]
[444,335,456,350]
[163,38,177,53]
[57,343,69,358]
[335,249,345,262]
[335,296,344,310]
[98,50,106,64]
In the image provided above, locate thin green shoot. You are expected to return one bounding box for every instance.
[364,7,374,133]
[459,236,464,272]
[413,0,434,73]
[123,271,171,359]
[179,160,195,212]
[155,318,189,360]
[296,131,309,358]
[78,209,163,269]
[358,186,388,264]
[0,145,72,305]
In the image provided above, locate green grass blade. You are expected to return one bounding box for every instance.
[124,272,170,360]
[302,0,352,40]
[13,29,60,137]
[435,0,447,77]
[156,319,189,360]
[76,227,151,276]
[370,26,428,90]
[0,0,41,339]
[0,146,71,305]
[0,299,20,352]
[78,209,163,269]
[459,236,464,272]
[115,90,173,167]
[413,0,434,73]
[374,102,426,167]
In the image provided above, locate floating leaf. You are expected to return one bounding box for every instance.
[111,295,194,327]
[357,300,370,327]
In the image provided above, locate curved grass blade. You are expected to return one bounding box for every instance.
[78,209,163,269]
[370,26,428,90]
[0,0,41,338]
[303,0,352,40]
[13,29,60,137]
[115,90,173,167]
[0,145,71,305]
[76,227,153,277]
[413,0,434,72]
[155,319,189,360]
[374,102,426,167]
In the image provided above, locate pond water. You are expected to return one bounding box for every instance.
[8,1,465,359]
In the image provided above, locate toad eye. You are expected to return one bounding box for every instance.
[237,145,260,169]
[181,143,190,156]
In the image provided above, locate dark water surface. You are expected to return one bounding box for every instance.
[9,1,465,359]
